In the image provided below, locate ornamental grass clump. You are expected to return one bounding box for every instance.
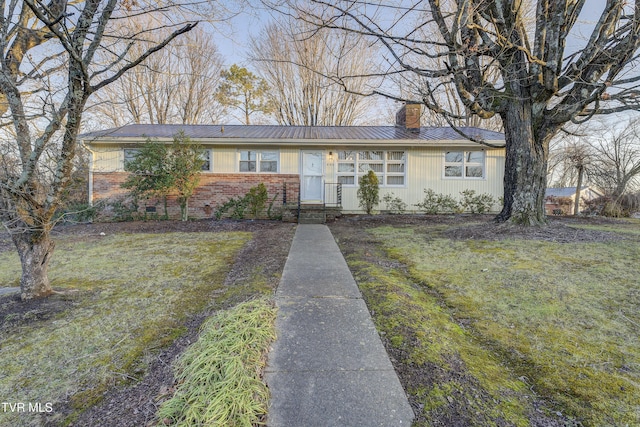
[157,297,277,426]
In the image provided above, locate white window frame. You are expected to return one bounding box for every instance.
[123,148,140,169]
[443,150,485,179]
[336,150,406,187]
[238,150,279,173]
[200,149,212,172]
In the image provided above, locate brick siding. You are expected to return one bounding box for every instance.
[92,172,300,220]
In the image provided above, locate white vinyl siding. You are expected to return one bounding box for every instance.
[123,148,211,172]
[337,147,503,212]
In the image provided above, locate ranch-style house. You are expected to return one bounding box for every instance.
[81,104,506,221]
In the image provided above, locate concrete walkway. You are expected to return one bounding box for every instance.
[265,224,414,427]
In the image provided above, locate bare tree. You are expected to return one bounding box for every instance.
[0,0,199,300]
[250,16,377,126]
[566,144,590,215]
[89,24,226,126]
[588,117,640,199]
[274,1,640,225]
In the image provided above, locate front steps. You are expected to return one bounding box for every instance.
[283,204,342,224]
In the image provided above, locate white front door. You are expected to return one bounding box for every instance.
[301,151,324,201]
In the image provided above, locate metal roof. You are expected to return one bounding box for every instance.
[81,124,505,146]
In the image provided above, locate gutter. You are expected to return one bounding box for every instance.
[84,137,506,149]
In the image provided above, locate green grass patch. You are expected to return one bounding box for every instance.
[369,224,640,426]
[567,218,640,236]
[346,252,531,426]
[0,232,251,426]
[156,297,277,426]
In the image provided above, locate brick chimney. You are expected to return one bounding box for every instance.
[395,103,421,132]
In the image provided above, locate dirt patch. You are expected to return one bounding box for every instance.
[337,213,634,243]
[0,219,295,427]
[444,219,626,243]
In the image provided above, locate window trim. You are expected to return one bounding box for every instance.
[336,150,406,187]
[200,149,212,172]
[237,149,280,173]
[123,148,140,170]
[443,150,486,180]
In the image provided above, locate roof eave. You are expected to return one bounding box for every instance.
[82,136,505,148]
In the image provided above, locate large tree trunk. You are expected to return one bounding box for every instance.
[12,232,55,300]
[496,102,549,226]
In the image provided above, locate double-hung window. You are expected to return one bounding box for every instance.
[200,149,212,172]
[336,150,406,186]
[444,151,485,179]
[123,148,140,169]
[239,150,279,173]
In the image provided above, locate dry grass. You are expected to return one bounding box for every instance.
[156,297,277,426]
[368,223,639,426]
[0,232,251,426]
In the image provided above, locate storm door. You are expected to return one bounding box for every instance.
[301,151,324,202]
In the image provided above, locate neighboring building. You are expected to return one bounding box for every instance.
[81,104,506,220]
[544,186,602,215]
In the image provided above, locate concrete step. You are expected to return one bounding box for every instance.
[298,215,326,224]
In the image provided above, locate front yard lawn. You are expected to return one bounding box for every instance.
[332,216,639,427]
[0,222,293,427]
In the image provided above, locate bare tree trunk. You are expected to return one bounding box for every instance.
[574,166,584,216]
[496,103,549,226]
[12,233,55,300]
[179,199,188,221]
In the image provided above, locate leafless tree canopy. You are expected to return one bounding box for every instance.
[89,24,226,127]
[549,116,640,198]
[250,15,378,126]
[587,118,640,197]
[270,0,640,225]
[0,0,205,299]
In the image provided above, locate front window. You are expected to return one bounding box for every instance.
[444,151,485,179]
[123,149,140,169]
[260,151,278,172]
[239,150,279,173]
[200,149,212,172]
[336,150,405,186]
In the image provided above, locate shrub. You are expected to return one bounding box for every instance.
[382,192,407,214]
[582,195,634,217]
[459,189,496,214]
[214,183,280,220]
[55,202,101,223]
[214,196,249,220]
[246,183,269,218]
[110,196,140,222]
[415,189,459,214]
[357,170,380,215]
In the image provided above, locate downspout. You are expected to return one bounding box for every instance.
[81,139,95,207]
